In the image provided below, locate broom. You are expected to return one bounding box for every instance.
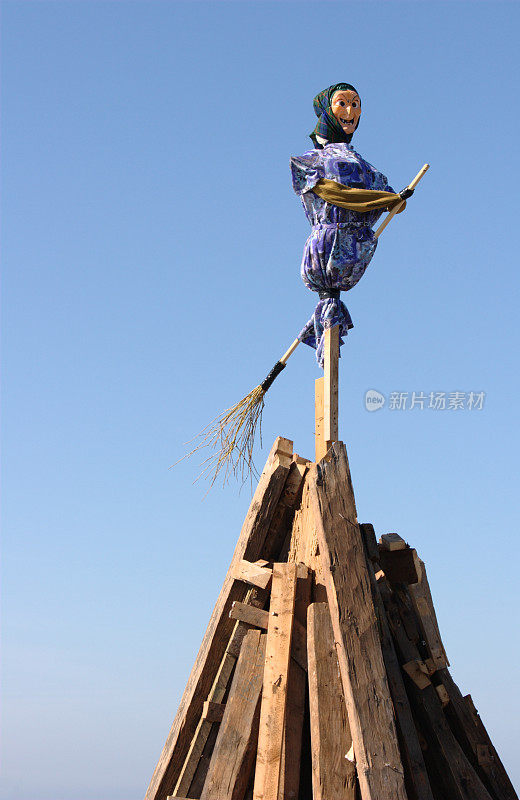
[183,164,429,485]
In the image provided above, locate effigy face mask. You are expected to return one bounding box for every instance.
[330,89,361,135]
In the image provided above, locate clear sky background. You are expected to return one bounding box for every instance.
[2,1,519,798]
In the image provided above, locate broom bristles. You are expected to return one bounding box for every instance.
[179,384,266,486]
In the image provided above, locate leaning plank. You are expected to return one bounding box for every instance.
[384,587,493,800]
[438,672,519,800]
[201,630,266,800]
[309,443,407,800]
[174,585,268,797]
[145,437,293,800]
[363,548,434,800]
[230,602,269,630]
[234,560,273,590]
[278,565,311,800]
[408,557,449,670]
[307,602,356,800]
[253,563,297,800]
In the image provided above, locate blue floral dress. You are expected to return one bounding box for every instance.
[291,142,393,366]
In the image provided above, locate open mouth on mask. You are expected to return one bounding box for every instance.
[340,117,355,126]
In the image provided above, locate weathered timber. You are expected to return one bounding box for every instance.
[201,701,225,724]
[380,532,407,551]
[363,540,434,800]
[384,589,493,800]
[234,559,273,590]
[278,565,311,800]
[253,563,298,800]
[174,583,269,797]
[309,443,407,800]
[359,522,379,563]
[307,602,356,800]
[145,437,293,800]
[437,672,519,800]
[201,630,266,800]
[261,458,308,560]
[378,547,420,585]
[408,558,449,670]
[230,602,269,630]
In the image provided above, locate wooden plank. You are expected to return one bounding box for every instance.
[309,443,407,800]
[174,586,268,797]
[364,559,434,800]
[307,602,356,800]
[378,547,420,585]
[278,565,311,800]
[234,560,273,590]
[359,522,379,563]
[408,557,449,670]
[315,377,326,462]
[384,588,493,800]
[201,630,266,800]
[323,325,339,447]
[253,563,298,800]
[145,437,293,800]
[230,602,269,630]
[201,701,225,724]
[379,532,407,551]
[262,459,308,561]
[436,674,519,800]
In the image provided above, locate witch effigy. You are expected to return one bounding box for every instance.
[185,83,428,483]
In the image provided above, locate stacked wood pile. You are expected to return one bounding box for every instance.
[145,437,517,800]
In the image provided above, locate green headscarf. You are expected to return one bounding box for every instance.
[310,82,360,148]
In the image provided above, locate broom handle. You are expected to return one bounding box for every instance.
[374,163,429,239]
[278,163,429,367]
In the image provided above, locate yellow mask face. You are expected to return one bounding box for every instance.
[330,90,362,136]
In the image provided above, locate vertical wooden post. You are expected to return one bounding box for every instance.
[323,326,339,450]
[314,377,325,462]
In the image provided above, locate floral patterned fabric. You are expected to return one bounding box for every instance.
[291,142,393,367]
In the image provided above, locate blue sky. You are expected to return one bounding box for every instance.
[2,1,519,798]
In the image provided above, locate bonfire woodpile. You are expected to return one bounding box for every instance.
[145,437,517,800]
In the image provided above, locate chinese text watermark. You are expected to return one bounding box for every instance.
[364,390,486,413]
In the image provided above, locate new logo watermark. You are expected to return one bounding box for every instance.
[364,390,486,412]
[364,389,386,412]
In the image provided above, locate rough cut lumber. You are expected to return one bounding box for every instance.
[315,377,326,463]
[323,325,339,449]
[201,630,266,800]
[230,602,269,630]
[173,584,268,797]
[145,437,293,800]
[380,532,407,551]
[384,590,493,800]
[234,560,273,590]
[262,458,308,560]
[359,522,379,563]
[378,547,420,585]
[201,701,225,724]
[253,563,298,800]
[307,602,356,800]
[279,565,311,800]
[309,443,407,800]
[364,558,434,800]
[436,674,519,800]
[408,558,449,670]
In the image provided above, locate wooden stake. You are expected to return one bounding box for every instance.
[253,563,298,800]
[323,326,339,449]
[314,377,326,462]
